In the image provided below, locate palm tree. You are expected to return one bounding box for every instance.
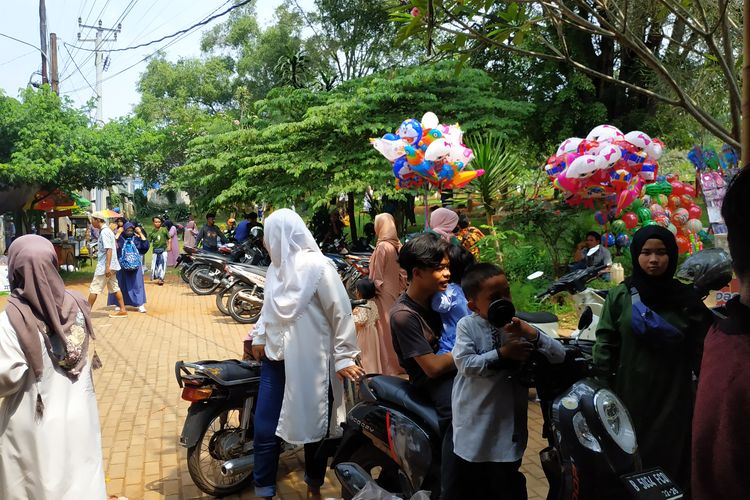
[465,134,524,262]
[466,134,524,226]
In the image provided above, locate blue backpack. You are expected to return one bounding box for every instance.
[120,238,142,271]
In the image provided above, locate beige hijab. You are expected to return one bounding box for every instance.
[374,213,401,250]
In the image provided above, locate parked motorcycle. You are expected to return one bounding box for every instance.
[176,299,367,496]
[531,264,609,341]
[225,264,267,324]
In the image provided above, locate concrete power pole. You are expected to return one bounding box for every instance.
[77,18,121,124]
[49,33,59,94]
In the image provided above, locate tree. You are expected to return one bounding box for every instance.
[0,86,134,229]
[170,62,534,217]
[394,1,741,150]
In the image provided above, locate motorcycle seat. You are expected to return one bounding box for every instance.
[594,289,609,299]
[516,310,558,324]
[369,376,440,436]
[232,263,268,277]
[195,359,261,385]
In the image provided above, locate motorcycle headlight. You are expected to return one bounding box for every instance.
[594,389,637,454]
[572,411,601,452]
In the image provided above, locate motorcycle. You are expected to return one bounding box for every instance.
[530,264,610,341]
[175,299,368,496]
[188,238,268,296]
[225,264,267,324]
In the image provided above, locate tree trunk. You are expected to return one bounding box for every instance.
[347,192,357,243]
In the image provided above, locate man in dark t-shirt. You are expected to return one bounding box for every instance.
[390,233,460,499]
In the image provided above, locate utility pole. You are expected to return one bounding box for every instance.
[49,33,59,94]
[39,0,48,84]
[77,18,121,124]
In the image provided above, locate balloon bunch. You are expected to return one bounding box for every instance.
[371,112,484,190]
[596,175,710,255]
[545,125,665,214]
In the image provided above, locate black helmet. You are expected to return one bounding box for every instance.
[676,248,733,295]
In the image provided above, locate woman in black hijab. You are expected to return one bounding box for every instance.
[593,225,713,493]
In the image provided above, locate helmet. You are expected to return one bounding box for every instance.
[677,248,733,295]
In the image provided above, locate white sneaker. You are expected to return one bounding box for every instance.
[114,306,121,312]
[138,305,147,313]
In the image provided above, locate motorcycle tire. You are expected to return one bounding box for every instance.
[186,405,254,497]
[180,263,192,284]
[228,285,263,324]
[215,283,241,316]
[340,443,404,500]
[190,266,221,295]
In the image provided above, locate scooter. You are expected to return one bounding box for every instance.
[333,297,684,500]
[531,264,609,341]
[175,300,367,497]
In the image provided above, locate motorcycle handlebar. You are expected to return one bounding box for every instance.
[536,264,609,299]
[350,299,367,308]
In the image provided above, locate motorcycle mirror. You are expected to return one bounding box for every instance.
[577,306,593,331]
[587,245,600,257]
[527,271,544,281]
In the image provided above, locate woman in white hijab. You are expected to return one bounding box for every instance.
[250,209,365,499]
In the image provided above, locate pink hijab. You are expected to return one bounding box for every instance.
[429,208,459,241]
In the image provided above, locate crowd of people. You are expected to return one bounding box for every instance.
[1,167,748,500]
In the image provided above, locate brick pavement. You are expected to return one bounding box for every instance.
[2,274,550,499]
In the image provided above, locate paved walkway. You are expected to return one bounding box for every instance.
[2,274,550,499]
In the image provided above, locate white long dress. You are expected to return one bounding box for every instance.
[0,312,107,500]
[253,262,360,444]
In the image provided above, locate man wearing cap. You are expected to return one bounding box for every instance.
[87,212,128,317]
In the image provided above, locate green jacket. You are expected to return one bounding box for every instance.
[592,283,712,490]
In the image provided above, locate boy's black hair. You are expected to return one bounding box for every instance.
[447,244,475,284]
[461,263,505,300]
[206,213,216,219]
[355,277,377,300]
[722,167,750,280]
[245,212,258,220]
[458,214,471,229]
[398,232,449,280]
[586,230,601,241]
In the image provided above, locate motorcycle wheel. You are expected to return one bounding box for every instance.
[180,263,192,284]
[216,283,241,316]
[341,443,403,500]
[190,266,221,295]
[186,405,254,497]
[228,286,263,324]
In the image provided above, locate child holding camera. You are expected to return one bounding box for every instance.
[451,263,565,499]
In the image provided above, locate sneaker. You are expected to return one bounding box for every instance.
[138,305,147,313]
[114,306,121,312]
[108,311,128,318]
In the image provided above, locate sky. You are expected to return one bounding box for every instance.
[0,0,313,121]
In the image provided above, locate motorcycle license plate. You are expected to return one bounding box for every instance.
[620,468,683,500]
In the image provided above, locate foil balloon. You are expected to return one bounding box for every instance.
[624,130,653,150]
[370,137,407,162]
[567,155,599,179]
[586,124,624,143]
[421,111,439,130]
[398,119,423,145]
[556,137,584,156]
[424,140,452,162]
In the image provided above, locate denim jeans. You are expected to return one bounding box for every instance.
[253,360,329,497]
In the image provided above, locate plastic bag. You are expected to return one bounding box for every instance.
[351,481,431,500]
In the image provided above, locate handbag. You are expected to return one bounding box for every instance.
[630,287,684,345]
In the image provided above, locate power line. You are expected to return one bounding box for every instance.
[0,49,38,66]
[62,40,97,95]
[0,32,48,58]
[61,1,234,97]
[64,0,251,54]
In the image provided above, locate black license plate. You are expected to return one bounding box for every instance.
[621,468,683,500]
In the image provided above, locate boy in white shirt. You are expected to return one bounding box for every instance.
[451,263,565,498]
